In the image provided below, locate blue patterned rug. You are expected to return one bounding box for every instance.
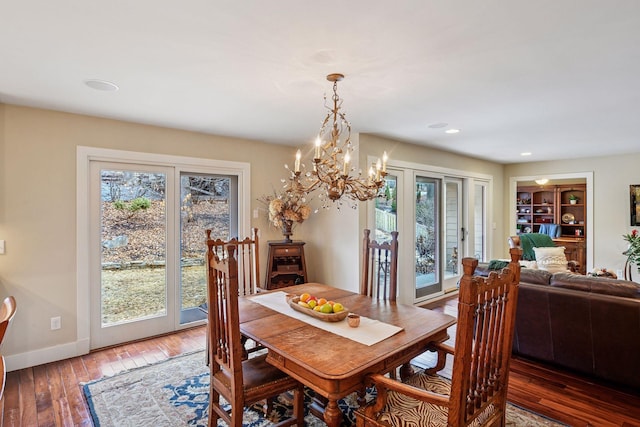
[82,351,564,426]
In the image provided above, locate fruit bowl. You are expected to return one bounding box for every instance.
[286,295,349,322]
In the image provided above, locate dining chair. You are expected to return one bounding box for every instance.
[206,243,304,427]
[204,228,263,363]
[361,229,399,301]
[0,296,17,400]
[355,248,522,427]
[360,229,405,380]
[206,227,261,296]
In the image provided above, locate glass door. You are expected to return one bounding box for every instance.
[443,178,463,291]
[90,162,241,349]
[473,182,488,262]
[178,173,237,324]
[370,164,489,304]
[91,163,175,349]
[415,175,441,299]
[374,174,398,240]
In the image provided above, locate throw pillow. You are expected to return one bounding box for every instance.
[533,246,568,273]
[519,260,538,269]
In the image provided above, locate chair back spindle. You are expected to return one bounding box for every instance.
[361,229,399,301]
[205,227,260,295]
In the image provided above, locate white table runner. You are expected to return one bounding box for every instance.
[248,291,403,346]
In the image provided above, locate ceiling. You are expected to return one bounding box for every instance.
[1,1,639,164]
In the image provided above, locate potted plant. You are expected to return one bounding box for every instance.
[569,194,579,204]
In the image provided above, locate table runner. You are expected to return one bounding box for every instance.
[248,291,403,346]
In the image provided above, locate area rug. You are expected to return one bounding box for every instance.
[82,351,565,427]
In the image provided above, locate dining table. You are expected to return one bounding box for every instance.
[238,283,457,427]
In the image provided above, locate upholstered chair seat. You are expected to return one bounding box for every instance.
[377,372,496,427]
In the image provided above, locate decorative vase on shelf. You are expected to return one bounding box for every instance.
[570,199,577,205]
[281,220,294,243]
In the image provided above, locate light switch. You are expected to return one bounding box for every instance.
[0,240,5,255]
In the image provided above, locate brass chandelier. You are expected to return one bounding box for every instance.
[283,73,388,208]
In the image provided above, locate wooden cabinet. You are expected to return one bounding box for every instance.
[516,187,535,234]
[263,241,307,290]
[557,185,586,238]
[553,237,586,274]
[516,184,587,273]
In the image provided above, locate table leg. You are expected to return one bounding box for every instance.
[323,399,343,427]
[399,362,415,381]
[357,387,367,408]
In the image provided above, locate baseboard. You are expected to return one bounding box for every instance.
[5,338,90,372]
[418,290,458,307]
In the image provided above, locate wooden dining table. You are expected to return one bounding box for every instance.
[238,283,457,427]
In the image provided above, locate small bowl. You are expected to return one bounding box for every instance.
[347,314,360,328]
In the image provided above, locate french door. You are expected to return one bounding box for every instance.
[84,151,247,349]
[372,163,489,305]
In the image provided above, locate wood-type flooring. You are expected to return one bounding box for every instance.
[3,297,639,426]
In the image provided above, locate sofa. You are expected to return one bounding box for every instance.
[475,264,640,391]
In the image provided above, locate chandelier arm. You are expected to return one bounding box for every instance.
[280,73,388,208]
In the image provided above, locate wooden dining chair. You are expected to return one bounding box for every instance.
[355,248,522,427]
[206,227,261,296]
[205,228,263,363]
[206,243,304,427]
[361,229,399,301]
[0,296,17,401]
[360,229,405,380]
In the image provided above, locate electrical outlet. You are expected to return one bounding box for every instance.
[51,316,61,330]
[0,240,5,255]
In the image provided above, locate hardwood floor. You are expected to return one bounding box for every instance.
[2,300,640,426]
[0,327,206,427]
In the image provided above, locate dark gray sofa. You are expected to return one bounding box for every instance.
[475,265,640,391]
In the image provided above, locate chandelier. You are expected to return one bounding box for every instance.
[283,73,388,209]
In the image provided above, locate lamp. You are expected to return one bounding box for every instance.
[283,73,387,209]
[535,178,549,186]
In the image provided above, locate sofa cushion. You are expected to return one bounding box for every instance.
[550,272,640,299]
[520,268,553,286]
[533,246,568,273]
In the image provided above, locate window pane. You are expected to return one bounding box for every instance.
[474,183,486,261]
[415,176,441,298]
[375,175,398,239]
[100,170,167,326]
[179,174,235,324]
[445,181,459,278]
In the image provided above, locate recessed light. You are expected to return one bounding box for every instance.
[445,129,460,134]
[84,79,119,91]
[427,122,448,129]
[520,152,532,156]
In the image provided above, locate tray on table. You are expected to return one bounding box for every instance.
[285,295,349,322]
